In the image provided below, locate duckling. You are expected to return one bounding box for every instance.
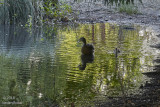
[114,48,120,58]
[79,37,94,55]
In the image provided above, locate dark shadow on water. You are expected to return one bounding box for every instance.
[150,44,160,49]
[79,54,94,70]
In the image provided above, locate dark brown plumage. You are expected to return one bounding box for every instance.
[79,37,94,55]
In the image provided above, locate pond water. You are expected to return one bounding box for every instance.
[0,23,156,106]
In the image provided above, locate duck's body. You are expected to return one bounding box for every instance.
[79,37,94,55]
[81,44,94,55]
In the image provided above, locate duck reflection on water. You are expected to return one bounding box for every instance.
[79,54,94,70]
[79,37,94,70]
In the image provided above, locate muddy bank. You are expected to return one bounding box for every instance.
[75,8,160,25]
[68,0,160,23]
[68,1,160,34]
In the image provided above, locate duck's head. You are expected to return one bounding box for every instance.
[79,37,86,44]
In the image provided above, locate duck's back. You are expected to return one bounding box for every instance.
[81,44,94,55]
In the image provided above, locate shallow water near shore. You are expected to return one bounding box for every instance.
[0,23,159,106]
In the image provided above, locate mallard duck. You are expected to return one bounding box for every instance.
[79,37,94,55]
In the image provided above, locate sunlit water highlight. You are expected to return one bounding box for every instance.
[0,23,157,106]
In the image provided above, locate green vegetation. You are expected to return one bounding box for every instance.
[118,3,139,14]
[0,0,32,25]
[0,0,72,25]
[42,1,72,22]
[0,0,143,25]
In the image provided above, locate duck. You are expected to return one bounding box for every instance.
[114,48,120,58]
[79,37,94,55]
